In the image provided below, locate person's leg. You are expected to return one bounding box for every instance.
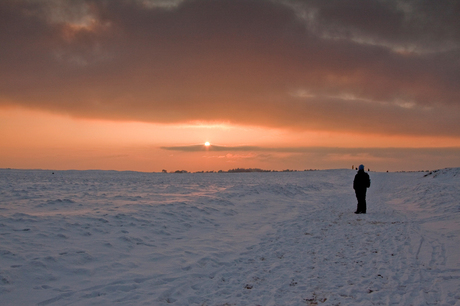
[355,191,360,213]
[356,190,366,213]
[360,190,367,214]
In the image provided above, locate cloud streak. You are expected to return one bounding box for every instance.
[161,145,313,152]
[1,0,459,136]
[161,144,460,156]
[160,144,460,171]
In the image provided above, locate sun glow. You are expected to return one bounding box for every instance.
[205,142,211,146]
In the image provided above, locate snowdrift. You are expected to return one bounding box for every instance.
[0,168,459,305]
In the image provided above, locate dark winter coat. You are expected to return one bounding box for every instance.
[353,170,371,191]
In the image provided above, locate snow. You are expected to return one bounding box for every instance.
[0,168,459,305]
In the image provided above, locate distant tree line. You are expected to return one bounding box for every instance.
[227,168,271,173]
[162,168,319,173]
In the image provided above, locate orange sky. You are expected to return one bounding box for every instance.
[2,107,460,172]
[1,0,460,172]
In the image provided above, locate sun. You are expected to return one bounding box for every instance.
[204,141,210,146]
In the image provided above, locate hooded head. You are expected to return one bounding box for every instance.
[358,164,364,171]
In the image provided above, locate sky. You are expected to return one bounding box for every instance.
[1,0,460,172]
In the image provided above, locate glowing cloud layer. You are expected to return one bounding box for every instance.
[1,0,459,137]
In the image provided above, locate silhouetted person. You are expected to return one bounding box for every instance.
[353,164,370,214]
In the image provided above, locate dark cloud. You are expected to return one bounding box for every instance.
[1,0,459,136]
[288,0,460,52]
[161,144,313,152]
[162,145,254,152]
[161,145,460,158]
[161,145,460,171]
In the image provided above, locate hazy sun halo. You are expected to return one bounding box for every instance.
[205,142,210,146]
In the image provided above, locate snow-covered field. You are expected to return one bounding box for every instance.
[0,168,459,305]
